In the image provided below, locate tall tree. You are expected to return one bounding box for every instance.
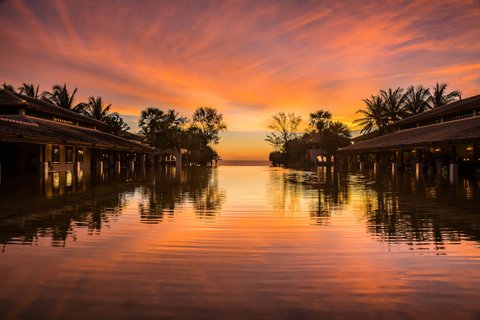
[138,107,188,149]
[429,83,461,108]
[380,87,406,123]
[309,109,332,133]
[191,107,227,145]
[19,83,40,98]
[265,112,302,155]
[323,121,352,163]
[353,95,386,134]
[403,85,431,115]
[82,96,111,120]
[41,84,84,111]
[104,113,130,136]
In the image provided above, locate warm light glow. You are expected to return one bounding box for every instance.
[1,1,479,160]
[66,171,72,187]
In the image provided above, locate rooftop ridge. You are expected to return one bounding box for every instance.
[0,89,106,127]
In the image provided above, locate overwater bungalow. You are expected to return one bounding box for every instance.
[340,94,480,180]
[0,89,154,184]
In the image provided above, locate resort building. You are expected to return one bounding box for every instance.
[340,94,480,181]
[0,89,154,188]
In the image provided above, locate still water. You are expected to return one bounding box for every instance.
[1,166,480,319]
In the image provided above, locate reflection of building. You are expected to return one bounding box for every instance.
[340,95,480,180]
[360,173,480,248]
[0,89,153,182]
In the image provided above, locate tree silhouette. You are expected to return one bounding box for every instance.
[430,83,461,108]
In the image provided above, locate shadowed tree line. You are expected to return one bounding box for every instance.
[2,82,130,136]
[2,82,227,164]
[266,110,351,167]
[138,106,226,166]
[354,82,461,134]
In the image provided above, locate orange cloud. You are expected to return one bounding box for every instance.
[1,0,479,159]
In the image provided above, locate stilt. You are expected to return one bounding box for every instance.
[449,163,458,183]
[115,160,121,175]
[415,162,422,180]
[449,146,457,183]
[41,161,49,181]
[374,162,379,175]
[392,162,398,176]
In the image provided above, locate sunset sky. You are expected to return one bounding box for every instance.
[1,0,479,160]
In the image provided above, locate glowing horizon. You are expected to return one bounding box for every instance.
[1,0,479,160]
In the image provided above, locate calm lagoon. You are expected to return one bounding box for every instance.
[1,166,480,319]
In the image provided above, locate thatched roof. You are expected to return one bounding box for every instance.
[340,116,480,153]
[0,89,105,128]
[304,132,323,145]
[0,115,153,152]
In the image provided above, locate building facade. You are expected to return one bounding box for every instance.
[339,94,480,181]
[0,89,154,188]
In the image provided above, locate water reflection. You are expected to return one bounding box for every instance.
[1,166,480,318]
[268,167,350,224]
[139,167,225,223]
[0,166,225,247]
[355,172,480,250]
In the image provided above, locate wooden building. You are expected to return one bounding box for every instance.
[0,89,154,184]
[340,94,480,181]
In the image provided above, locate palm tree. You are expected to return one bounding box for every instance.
[19,83,40,98]
[380,87,406,123]
[323,121,352,165]
[82,96,111,120]
[139,107,164,144]
[403,85,431,116]
[41,84,84,111]
[2,83,15,91]
[309,109,332,133]
[353,95,386,134]
[104,113,130,136]
[429,83,461,108]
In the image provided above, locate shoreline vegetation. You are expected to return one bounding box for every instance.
[2,81,461,169]
[266,82,461,169]
[2,82,227,167]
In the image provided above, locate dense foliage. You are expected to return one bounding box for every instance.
[266,110,351,168]
[3,82,131,136]
[354,83,461,134]
[138,106,226,166]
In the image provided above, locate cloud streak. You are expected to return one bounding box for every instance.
[1,0,479,159]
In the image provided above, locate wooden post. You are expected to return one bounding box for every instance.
[374,153,380,175]
[449,146,458,183]
[392,150,398,175]
[415,149,422,180]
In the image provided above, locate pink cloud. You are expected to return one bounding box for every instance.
[1,0,479,159]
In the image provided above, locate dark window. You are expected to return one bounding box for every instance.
[52,145,60,163]
[76,148,84,163]
[65,146,73,164]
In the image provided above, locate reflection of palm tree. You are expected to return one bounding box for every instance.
[41,84,84,111]
[430,83,461,108]
[140,167,225,223]
[19,83,40,98]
